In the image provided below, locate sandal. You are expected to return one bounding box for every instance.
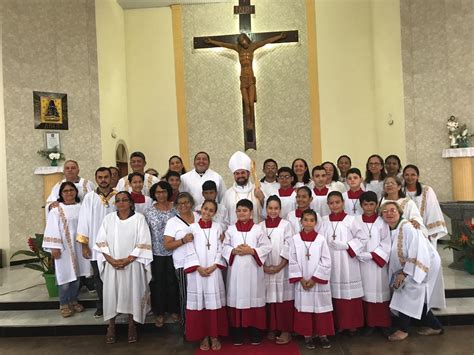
[128,323,138,343]
[155,315,165,328]
[105,325,116,344]
[200,337,210,351]
[170,313,181,323]
[388,330,409,342]
[60,305,73,318]
[70,301,85,313]
[276,332,291,345]
[210,337,221,351]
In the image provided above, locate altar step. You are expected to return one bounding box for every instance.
[0,298,473,337]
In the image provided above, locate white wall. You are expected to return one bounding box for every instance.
[124,8,180,176]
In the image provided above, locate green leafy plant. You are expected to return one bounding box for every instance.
[444,220,474,261]
[10,233,54,274]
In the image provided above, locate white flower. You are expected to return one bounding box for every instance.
[462,129,468,137]
[48,153,55,160]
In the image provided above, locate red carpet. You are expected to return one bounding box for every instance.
[194,338,300,355]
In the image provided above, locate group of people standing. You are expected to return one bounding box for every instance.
[42,149,447,350]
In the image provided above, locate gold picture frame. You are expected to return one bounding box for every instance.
[33,91,68,130]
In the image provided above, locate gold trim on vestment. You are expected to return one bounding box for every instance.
[76,234,89,244]
[396,220,429,273]
[44,236,62,244]
[136,243,152,250]
[96,241,108,248]
[427,220,446,229]
[58,205,78,276]
[420,185,429,218]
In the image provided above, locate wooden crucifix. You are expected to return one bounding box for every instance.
[194,0,299,150]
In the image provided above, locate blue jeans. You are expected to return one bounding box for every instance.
[59,279,80,306]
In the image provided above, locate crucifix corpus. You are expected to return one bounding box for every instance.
[194,0,299,150]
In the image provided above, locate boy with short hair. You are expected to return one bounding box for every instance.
[342,168,364,215]
[195,180,229,231]
[310,166,331,217]
[222,199,272,346]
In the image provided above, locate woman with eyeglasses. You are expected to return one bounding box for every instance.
[364,155,387,200]
[380,201,445,342]
[380,176,424,232]
[43,182,91,318]
[94,191,153,344]
[164,192,199,327]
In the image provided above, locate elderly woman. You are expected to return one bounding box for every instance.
[144,181,179,327]
[381,201,445,341]
[94,191,153,344]
[164,192,199,326]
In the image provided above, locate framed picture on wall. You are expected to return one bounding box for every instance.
[33,91,68,130]
[44,131,61,151]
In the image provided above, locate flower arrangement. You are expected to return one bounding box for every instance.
[444,219,474,262]
[37,149,65,166]
[10,234,54,274]
[447,115,473,148]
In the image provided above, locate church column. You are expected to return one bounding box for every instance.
[0,9,11,267]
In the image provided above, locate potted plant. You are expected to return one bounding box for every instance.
[37,149,65,167]
[444,219,474,274]
[10,233,58,297]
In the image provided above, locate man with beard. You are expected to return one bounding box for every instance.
[76,167,117,318]
[179,151,226,206]
[45,160,94,216]
[222,151,264,224]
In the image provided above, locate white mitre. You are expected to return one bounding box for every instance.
[228,151,251,173]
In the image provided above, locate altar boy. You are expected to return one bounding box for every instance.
[222,199,272,345]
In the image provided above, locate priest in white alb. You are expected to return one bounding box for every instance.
[76,167,117,318]
[222,151,264,224]
[94,191,153,344]
[179,151,226,206]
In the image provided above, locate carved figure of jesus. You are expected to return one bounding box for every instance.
[205,33,285,127]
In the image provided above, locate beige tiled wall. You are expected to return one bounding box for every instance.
[400,0,474,202]
[2,0,101,255]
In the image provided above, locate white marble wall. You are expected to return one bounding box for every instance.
[401,0,474,201]
[2,0,101,256]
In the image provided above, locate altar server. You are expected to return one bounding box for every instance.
[342,168,364,216]
[287,186,321,233]
[259,196,294,344]
[222,199,272,345]
[289,209,334,350]
[184,200,228,351]
[310,165,331,217]
[354,191,391,332]
[128,173,153,214]
[194,180,229,231]
[263,167,296,219]
[319,191,365,334]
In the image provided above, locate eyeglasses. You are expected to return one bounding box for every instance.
[176,201,191,206]
[384,181,397,186]
[115,199,130,203]
[382,208,398,214]
[278,175,292,180]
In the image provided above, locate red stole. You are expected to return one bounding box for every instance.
[347,189,363,199]
[265,217,281,228]
[130,192,145,203]
[198,219,212,229]
[313,186,329,196]
[236,220,254,232]
[278,187,295,197]
[329,211,347,221]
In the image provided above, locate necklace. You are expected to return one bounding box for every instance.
[364,222,375,238]
[304,241,313,260]
[202,227,211,250]
[241,231,249,245]
[330,221,341,240]
[351,199,359,214]
[265,226,276,240]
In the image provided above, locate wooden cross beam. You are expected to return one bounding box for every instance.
[193,0,299,150]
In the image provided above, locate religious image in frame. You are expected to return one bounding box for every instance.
[33,91,68,130]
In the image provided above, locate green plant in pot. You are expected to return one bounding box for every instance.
[10,233,58,297]
[444,219,474,275]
